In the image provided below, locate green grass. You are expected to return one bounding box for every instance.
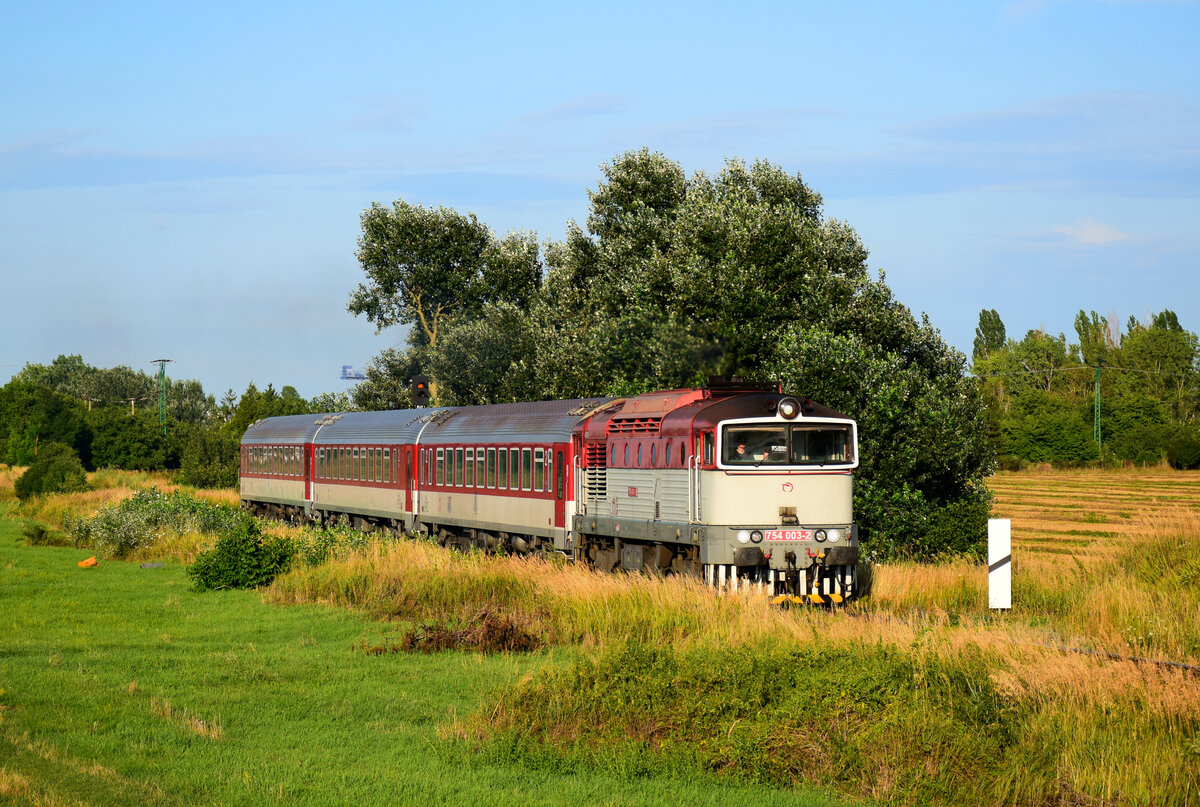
[0,507,845,807]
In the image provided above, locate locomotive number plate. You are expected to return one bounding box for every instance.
[765,529,812,542]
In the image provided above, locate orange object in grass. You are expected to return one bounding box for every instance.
[78,556,98,568]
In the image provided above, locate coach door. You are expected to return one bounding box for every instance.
[554,448,566,527]
[304,443,314,508]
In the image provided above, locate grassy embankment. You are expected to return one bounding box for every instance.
[3,466,1200,804]
[0,467,840,807]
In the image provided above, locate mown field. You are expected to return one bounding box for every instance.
[2,466,1199,806]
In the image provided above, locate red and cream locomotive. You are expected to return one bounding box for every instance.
[239,382,860,601]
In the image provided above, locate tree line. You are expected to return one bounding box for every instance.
[0,354,352,489]
[972,309,1200,469]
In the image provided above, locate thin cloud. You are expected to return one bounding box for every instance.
[1054,218,1132,246]
[343,96,425,133]
[517,94,629,125]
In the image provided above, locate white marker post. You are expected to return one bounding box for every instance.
[988,518,1012,610]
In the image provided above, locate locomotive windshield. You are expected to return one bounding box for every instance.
[722,423,854,467]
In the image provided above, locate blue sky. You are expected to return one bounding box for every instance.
[2,0,1197,400]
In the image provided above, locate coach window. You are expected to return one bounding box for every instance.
[487,448,497,488]
[556,451,565,500]
[475,448,484,489]
[455,447,464,487]
[534,448,544,492]
[520,448,532,491]
[465,448,475,487]
[382,448,390,484]
[509,448,519,490]
[498,448,508,489]
[436,448,445,486]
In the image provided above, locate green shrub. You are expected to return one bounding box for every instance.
[187,518,295,591]
[13,443,89,500]
[177,427,240,489]
[1168,432,1200,470]
[68,487,241,557]
[22,521,71,547]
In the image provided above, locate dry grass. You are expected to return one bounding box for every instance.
[148,697,224,741]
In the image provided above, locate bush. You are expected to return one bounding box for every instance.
[187,518,295,591]
[22,521,71,547]
[13,443,89,500]
[68,487,242,557]
[177,427,240,489]
[1168,432,1200,470]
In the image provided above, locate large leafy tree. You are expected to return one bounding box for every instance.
[348,201,541,348]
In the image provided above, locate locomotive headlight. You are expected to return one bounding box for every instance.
[737,530,751,544]
[778,397,801,420]
[750,530,764,543]
[814,529,827,542]
[827,529,841,543]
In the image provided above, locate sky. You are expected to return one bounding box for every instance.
[2,0,1197,400]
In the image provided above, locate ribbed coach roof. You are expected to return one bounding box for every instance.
[241,413,324,445]
[309,407,457,444]
[423,398,613,444]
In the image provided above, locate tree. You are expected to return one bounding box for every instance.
[309,390,356,413]
[348,201,541,348]
[426,303,542,405]
[0,380,91,466]
[973,309,1006,362]
[1074,310,1111,368]
[1011,330,1072,393]
[14,443,89,500]
[349,348,419,411]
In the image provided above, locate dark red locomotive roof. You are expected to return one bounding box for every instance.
[576,387,852,442]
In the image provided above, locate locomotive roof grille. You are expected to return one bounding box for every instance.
[607,416,663,435]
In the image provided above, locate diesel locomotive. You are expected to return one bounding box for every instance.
[239,382,860,602]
